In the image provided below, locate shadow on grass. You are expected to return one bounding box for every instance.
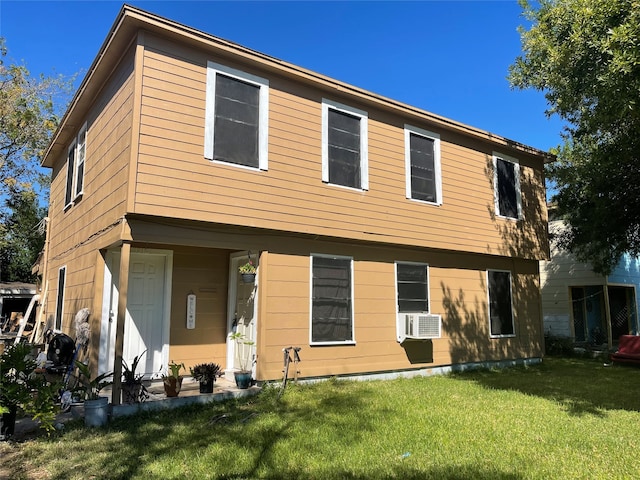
[451,357,640,417]
[40,381,382,480]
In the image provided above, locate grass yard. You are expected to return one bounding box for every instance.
[2,357,640,479]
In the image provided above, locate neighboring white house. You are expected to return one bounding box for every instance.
[541,214,640,346]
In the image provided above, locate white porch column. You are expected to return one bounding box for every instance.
[111,242,131,405]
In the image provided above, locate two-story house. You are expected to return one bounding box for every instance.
[38,5,549,399]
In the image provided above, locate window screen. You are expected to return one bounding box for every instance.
[327,109,361,188]
[311,256,353,343]
[496,158,518,218]
[214,74,260,168]
[488,270,514,336]
[75,128,86,197]
[55,267,66,331]
[397,263,429,313]
[409,133,436,202]
[65,147,75,207]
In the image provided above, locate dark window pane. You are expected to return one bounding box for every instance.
[214,74,259,168]
[410,134,436,202]
[65,148,75,205]
[328,109,360,188]
[497,158,518,218]
[488,270,514,336]
[55,268,66,330]
[397,263,429,313]
[312,256,353,342]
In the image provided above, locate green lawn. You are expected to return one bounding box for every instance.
[2,357,640,479]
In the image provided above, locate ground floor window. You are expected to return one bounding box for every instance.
[310,255,354,344]
[488,270,514,337]
[55,266,66,331]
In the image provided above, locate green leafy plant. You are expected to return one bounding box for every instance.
[190,362,221,383]
[122,350,146,385]
[0,343,60,434]
[122,351,148,403]
[238,260,256,274]
[163,361,185,380]
[74,361,113,401]
[228,332,255,372]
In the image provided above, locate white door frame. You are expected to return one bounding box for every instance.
[99,247,173,376]
[226,251,259,377]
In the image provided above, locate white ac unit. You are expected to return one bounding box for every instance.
[401,313,441,342]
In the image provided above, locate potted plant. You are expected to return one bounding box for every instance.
[162,361,185,397]
[190,362,221,393]
[238,258,257,283]
[1,343,59,439]
[121,351,148,404]
[228,332,255,389]
[74,360,113,427]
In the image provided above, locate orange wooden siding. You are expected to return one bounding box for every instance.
[133,34,547,262]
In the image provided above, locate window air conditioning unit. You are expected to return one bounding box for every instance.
[401,313,441,342]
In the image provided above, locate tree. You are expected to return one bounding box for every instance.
[509,0,640,274]
[0,37,73,196]
[0,181,46,282]
[0,38,74,282]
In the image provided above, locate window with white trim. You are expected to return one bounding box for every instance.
[322,99,368,190]
[54,266,66,331]
[310,255,354,344]
[405,126,441,204]
[64,123,87,209]
[396,262,429,314]
[487,269,515,337]
[204,61,269,170]
[493,153,521,219]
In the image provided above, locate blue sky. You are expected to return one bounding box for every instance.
[1,0,564,153]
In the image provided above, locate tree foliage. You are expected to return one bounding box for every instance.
[0,38,74,282]
[509,0,640,274]
[0,38,73,193]
[0,181,46,282]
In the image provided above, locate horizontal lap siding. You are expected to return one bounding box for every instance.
[45,47,136,337]
[259,250,543,380]
[135,35,547,261]
[168,247,231,371]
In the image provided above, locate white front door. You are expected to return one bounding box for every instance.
[100,249,172,377]
[227,253,258,375]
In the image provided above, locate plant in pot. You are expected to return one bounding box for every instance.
[74,360,113,427]
[238,258,257,283]
[162,361,185,397]
[1,343,59,439]
[228,332,255,389]
[190,362,221,394]
[121,351,148,404]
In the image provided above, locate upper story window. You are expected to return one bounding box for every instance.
[310,254,355,345]
[204,61,269,170]
[322,99,368,190]
[493,152,521,219]
[404,125,442,204]
[64,123,87,210]
[487,269,515,337]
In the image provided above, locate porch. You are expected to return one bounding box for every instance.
[12,376,261,440]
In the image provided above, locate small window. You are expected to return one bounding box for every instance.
[310,255,354,344]
[405,126,442,204]
[493,153,521,219]
[75,124,86,197]
[55,266,66,331]
[487,270,515,337]
[322,99,368,190]
[64,123,88,210]
[396,262,429,313]
[204,62,269,170]
[64,142,76,209]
